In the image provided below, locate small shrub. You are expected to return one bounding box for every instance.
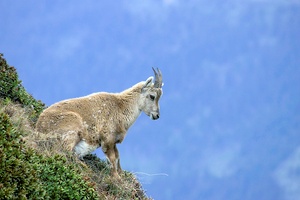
[35,154,99,200]
[0,112,46,199]
[0,53,45,123]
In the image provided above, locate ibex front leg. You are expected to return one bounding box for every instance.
[114,145,122,174]
[103,144,120,178]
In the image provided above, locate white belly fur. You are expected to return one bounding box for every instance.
[74,140,98,158]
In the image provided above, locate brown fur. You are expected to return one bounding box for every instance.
[36,80,162,178]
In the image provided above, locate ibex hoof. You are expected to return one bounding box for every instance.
[111,171,121,180]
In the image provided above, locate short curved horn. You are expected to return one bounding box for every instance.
[152,67,163,88]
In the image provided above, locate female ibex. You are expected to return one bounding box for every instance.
[36,68,163,178]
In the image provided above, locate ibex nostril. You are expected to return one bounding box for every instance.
[152,114,159,120]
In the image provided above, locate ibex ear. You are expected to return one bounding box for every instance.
[141,76,153,92]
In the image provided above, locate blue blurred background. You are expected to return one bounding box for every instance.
[1,1,300,199]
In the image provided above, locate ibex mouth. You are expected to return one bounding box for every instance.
[150,113,160,120]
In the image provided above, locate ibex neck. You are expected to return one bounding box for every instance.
[118,82,144,130]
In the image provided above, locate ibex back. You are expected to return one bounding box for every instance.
[36,68,163,178]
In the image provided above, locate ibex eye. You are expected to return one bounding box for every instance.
[149,95,155,100]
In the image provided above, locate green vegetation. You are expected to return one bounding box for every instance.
[0,53,45,124]
[0,54,150,199]
[0,111,98,199]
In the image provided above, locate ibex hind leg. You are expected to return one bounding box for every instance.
[61,129,81,151]
[37,111,83,153]
[57,111,87,152]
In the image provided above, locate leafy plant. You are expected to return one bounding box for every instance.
[0,112,46,199]
[0,53,45,124]
[35,154,99,199]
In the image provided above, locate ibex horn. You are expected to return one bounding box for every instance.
[152,67,163,88]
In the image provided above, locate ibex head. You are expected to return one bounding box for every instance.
[140,68,163,120]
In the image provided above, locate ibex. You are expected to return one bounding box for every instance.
[36,68,163,178]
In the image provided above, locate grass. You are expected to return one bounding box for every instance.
[0,53,151,200]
